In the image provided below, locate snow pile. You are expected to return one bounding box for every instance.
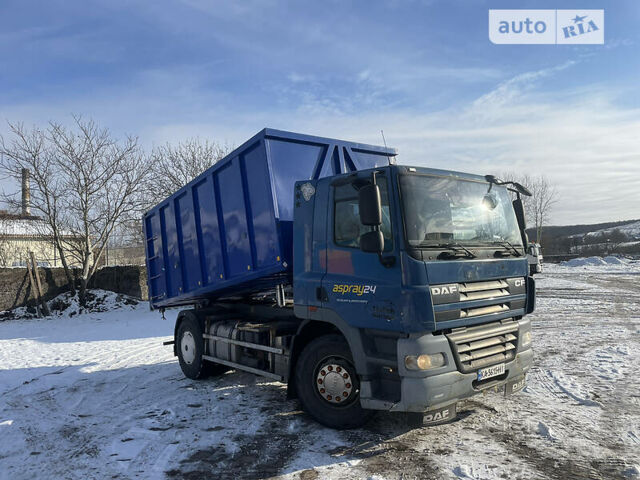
[562,256,608,267]
[603,255,626,265]
[561,256,626,267]
[1,289,140,321]
[543,256,640,273]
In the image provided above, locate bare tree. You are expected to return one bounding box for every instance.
[1,117,150,307]
[0,123,78,289]
[146,138,231,206]
[49,117,149,305]
[501,172,559,244]
[530,175,559,244]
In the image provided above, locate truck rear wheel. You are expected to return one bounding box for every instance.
[295,334,374,429]
[177,314,228,379]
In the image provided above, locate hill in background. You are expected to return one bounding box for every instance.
[529,219,640,257]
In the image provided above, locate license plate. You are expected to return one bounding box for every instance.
[477,363,505,381]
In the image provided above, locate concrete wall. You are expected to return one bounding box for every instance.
[0,265,148,312]
[0,267,71,311]
[89,266,148,301]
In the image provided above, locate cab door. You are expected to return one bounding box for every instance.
[321,173,403,331]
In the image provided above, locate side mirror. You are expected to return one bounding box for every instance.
[360,230,384,253]
[513,182,532,197]
[513,198,526,230]
[359,184,382,226]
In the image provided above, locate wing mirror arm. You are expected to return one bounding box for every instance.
[358,172,396,268]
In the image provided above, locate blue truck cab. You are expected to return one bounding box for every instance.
[144,129,534,429]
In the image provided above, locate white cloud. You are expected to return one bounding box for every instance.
[472,60,577,115]
[150,92,640,225]
[255,64,640,225]
[1,62,638,226]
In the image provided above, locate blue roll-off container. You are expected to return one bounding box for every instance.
[144,128,397,309]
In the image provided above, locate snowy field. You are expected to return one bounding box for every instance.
[1,263,639,480]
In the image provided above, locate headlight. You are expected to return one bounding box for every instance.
[405,353,446,370]
[521,330,532,348]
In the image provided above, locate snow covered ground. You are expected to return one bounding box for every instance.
[1,265,639,480]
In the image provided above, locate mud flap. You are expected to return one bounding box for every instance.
[504,376,526,396]
[424,403,457,425]
[408,403,457,427]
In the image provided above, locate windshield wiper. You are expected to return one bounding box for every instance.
[420,242,477,259]
[491,241,523,257]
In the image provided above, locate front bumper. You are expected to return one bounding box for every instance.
[360,319,534,412]
[390,349,532,412]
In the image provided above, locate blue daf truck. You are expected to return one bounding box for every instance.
[144,128,534,429]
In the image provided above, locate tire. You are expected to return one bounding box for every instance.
[294,334,375,429]
[176,313,228,379]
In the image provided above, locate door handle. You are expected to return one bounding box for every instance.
[316,286,328,302]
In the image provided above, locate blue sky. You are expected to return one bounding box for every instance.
[1,0,639,224]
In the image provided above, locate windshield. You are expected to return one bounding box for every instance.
[400,174,522,248]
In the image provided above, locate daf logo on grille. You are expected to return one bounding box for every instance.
[431,285,458,295]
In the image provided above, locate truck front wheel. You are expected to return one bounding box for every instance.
[295,334,374,429]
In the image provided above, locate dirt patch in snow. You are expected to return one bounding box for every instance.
[0,289,139,321]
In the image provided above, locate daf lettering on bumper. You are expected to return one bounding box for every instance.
[423,403,457,425]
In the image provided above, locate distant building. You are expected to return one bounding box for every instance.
[99,244,146,267]
[0,169,81,267]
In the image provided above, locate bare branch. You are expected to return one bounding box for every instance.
[145,137,232,207]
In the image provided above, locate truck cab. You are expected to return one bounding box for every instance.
[289,165,534,423]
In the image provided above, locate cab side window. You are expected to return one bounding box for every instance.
[333,178,392,251]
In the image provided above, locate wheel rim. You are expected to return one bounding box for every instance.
[181,331,197,365]
[315,357,357,407]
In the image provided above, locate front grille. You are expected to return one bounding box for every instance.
[460,303,509,318]
[431,277,526,322]
[459,279,509,300]
[446,319,518,373]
